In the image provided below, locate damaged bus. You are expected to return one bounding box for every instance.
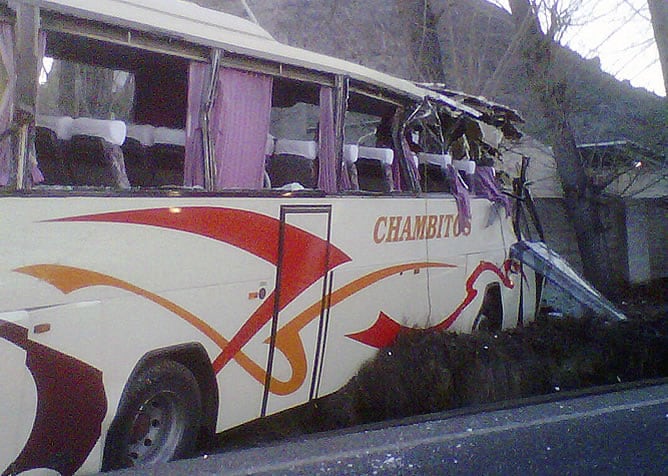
[0,0,539,474]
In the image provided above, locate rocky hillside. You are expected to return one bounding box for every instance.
[193,0,667,155]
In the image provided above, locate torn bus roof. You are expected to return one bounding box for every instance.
[510,241,627,322]
[418,83,524,141]
[417,83,524,124]
[16,0,477,115]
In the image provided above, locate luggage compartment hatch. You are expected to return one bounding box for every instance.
[510,241,627,321]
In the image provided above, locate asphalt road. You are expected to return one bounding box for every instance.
[117,382,668,475]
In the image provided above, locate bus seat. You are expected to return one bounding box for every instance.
[123,125,155,187]
[35,115,75,185]
[418,152,451,192]
[35,126,71,185]
[36,115,74,141]
[267,139,317,189]
[126,124,156,147]
[66,118,130,188]
[344,144,359,165]
[148,127,185,186]
[356,146,394,192]
[265,134,275,157]
[343,144,360,190]
[453,159,476,190]
[452,159,476,175]
[71,117,126,146]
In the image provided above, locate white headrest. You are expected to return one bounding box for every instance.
[277,182,306,191]
[71,118,126,146]
[418,152,452,169]
[343,144,359,164]
[452,159,476,175]
[265,134,275,156]
[358,146,394,165]
[154,127,186,146]
[36,115,74,140]
[274,139,317,160]
[126,124,155,146]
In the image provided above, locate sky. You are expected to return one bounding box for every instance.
[493,0,665,97]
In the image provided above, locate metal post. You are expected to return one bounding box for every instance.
[334,75,347,190]
[11,3,40,190]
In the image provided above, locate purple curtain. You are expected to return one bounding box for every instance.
[184,61,208,187]
[474,166,512,217]
[399,135,421,192]
[318,86,337,193]
[446,164,472,231]
[0,22,15,186]
[211,67,272,190]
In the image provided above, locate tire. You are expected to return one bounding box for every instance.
[103,360,202,471]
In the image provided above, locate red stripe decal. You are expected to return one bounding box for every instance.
[51,207,351,373]
[347,260,514,348]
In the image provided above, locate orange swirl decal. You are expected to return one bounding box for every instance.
[22,207,511,395]
[28,207,453,395]
[15,261,453,396]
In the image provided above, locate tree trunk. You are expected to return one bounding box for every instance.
[57,62,77,116]
[508,0,613,293]
[648,0,668,97]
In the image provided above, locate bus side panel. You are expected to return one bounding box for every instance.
[316,197,430,397]
[0,197,283,471]
[0,317,38,474]
[426,198,518,333]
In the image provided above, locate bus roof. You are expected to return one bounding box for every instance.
[20,0,479,117]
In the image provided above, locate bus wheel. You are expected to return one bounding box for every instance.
[104,360,202,470]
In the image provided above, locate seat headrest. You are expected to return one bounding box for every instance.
[452,159,476,175]
[418,153,452,169]
[357,146,394,165]
[36,115,74,140]
[154,127,186,146]
[265,134,275,156]
[126,124,155,146]
[274,139,317,160]
[343,144,359,164]
[71,118,126,146]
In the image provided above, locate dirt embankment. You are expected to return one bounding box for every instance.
[212,282,668,452]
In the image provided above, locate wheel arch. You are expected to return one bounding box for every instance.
[473,282,503,332]
[108,343,218,451]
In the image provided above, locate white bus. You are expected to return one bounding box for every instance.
[0,1,539,474]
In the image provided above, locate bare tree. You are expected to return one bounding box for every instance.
[507,0,614,292]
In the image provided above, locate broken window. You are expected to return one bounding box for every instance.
[33,30,190,189]
[265,77,337,192]
[342,92,401,193]
[266,77,320,190]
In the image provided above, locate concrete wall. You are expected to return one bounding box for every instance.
[623,201,651,284]
[533,199,583,273]
[534,197,667,293]
[646,198,668,281]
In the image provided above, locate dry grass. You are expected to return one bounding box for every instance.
[211,305,668,452]
[351,316,668,424]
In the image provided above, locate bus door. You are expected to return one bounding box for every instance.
[261,204,333,416]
